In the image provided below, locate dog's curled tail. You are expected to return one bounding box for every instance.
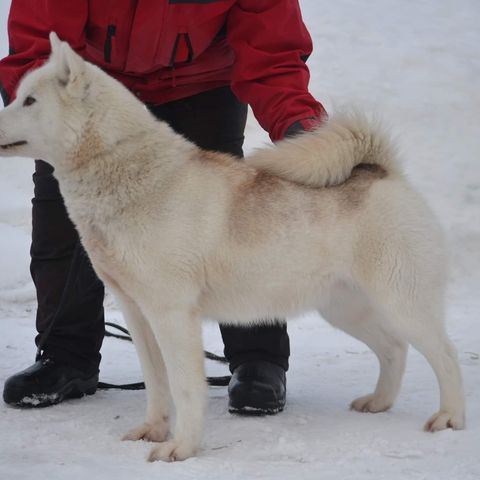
[245,112,401,187]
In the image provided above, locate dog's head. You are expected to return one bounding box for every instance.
[0,33,93,161]
[0,32,146,167]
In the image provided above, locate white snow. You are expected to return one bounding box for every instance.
[0,1,479,479]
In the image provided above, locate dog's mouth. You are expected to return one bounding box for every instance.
[0,140,28,150]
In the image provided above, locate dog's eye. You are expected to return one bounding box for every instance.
[23,96,36,107]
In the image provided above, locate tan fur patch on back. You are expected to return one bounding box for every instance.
[237,170,282,197]
[197,149,239,168]
[335,163,387,210]
[229,170,290,244]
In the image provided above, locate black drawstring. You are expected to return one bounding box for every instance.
[35,241,231,388]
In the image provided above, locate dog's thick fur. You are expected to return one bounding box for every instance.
[0,33,465,462]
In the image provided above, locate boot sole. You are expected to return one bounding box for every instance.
[228,384,286,415]
[228,393,285,415]
[229,404,284,415]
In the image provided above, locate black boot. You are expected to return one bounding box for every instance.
[228,360,286,414]
[3,356,98,408]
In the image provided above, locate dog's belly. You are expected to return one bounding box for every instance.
[200,292,316,324]
[199,268,335,324]
[197,224,355,324]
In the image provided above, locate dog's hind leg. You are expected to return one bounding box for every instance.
[319,283,408,413]
[412,329,465,431]
[383,295,465,431]
[113,291,171,443]
[359,255,465,431]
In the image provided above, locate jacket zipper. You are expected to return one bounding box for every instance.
[169,33,194,67]
[169,33,194,88]
[104,24,117,63]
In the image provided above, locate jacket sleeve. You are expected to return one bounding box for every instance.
[226,0,327,141]
[0,0,88,106]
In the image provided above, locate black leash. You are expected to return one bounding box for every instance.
[35,241,231,389]
[100,322,231,389]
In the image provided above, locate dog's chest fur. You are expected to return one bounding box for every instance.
[79,223,130,295]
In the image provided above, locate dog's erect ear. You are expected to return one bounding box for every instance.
[49,31,62,56]
[48,31,86,92]
[61,41,85,82]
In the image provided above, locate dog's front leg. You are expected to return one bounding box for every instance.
[113,291,171,443]
[142,303,207,462]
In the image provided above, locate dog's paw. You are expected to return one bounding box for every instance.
[148,440,196,462]
[122,420,169,443]
[424,410,465,432]
[350,393,392,413]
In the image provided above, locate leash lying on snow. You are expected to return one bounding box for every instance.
[100,322,231,389]
[36,241,231,389]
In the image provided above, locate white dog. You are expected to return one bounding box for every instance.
[0,33,465,462]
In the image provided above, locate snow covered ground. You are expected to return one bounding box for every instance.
[0,1,479,478]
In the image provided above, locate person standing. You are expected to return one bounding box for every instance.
[1,0,326,413]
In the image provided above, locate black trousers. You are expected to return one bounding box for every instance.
[31,87,290,373]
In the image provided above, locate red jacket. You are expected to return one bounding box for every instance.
[0,0,325,140]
